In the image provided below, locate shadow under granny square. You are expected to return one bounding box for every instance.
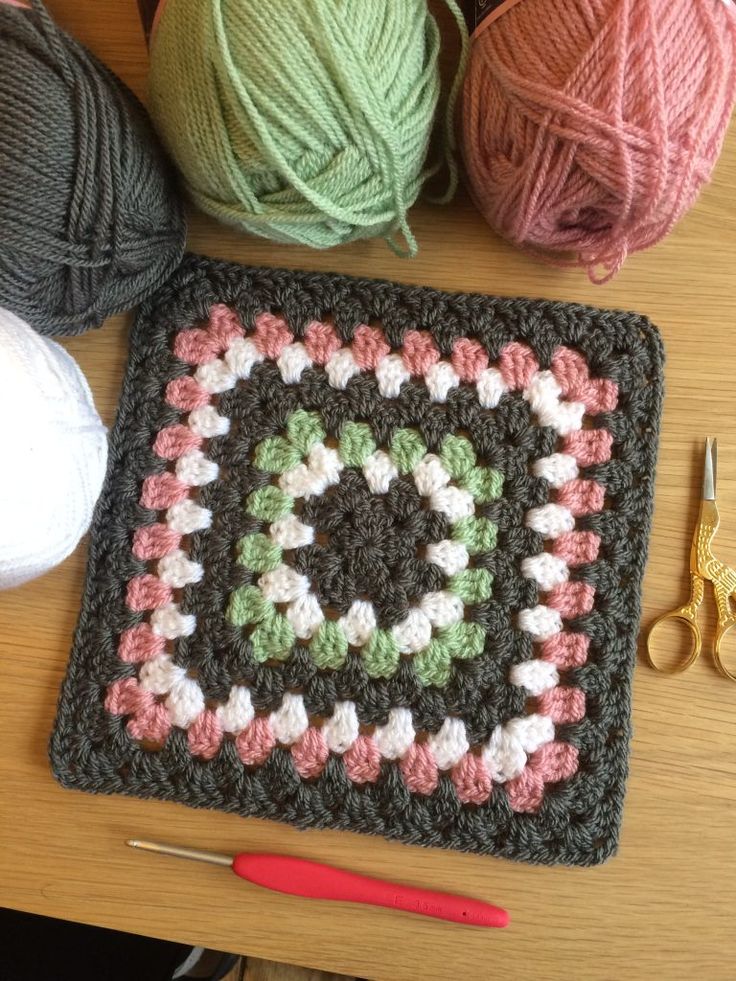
[51,255,664,865]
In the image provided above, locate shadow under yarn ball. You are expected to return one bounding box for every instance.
[0,0,186,337]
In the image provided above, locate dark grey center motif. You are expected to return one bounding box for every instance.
[294,469,448,627]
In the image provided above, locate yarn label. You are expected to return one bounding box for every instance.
[463,0,525,37]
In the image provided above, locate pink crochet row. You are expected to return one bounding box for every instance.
[171,306,618,416]
[106,674,580,811]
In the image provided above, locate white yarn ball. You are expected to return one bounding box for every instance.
[0,308,108,589]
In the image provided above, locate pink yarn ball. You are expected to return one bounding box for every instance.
[461,0,736,281]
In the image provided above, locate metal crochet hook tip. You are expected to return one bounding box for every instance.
[126,839,232,867]
[703,438,717,501]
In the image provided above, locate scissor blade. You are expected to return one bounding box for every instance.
[703,437,717,501]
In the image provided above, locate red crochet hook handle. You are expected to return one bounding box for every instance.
[232,853,509,928]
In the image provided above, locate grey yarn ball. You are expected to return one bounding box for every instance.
[0,0,186,337]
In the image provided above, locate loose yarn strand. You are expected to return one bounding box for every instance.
[309,4,415,230]
[210,2,402,236]
[424,0,471,206]
[461,0,736,281]
[149,0,467,253]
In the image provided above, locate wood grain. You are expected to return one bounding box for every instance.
[2,3,736,980]
[244,959,354,981]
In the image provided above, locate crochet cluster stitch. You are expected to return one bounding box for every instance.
[51,255,663,865]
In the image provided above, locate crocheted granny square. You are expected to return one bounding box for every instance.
[51,256,663,866]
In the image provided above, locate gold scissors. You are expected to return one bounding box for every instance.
[646,438,736,680]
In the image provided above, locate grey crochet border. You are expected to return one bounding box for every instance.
[50,254,664,866]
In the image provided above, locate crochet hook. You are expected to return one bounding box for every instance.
[126,839,509,928]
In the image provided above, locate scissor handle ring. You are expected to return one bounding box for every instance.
[645,611,701,674]
[713,619,736,682]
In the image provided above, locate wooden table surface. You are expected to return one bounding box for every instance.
[2,4,736,980]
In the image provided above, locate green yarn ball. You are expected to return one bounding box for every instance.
[149,0,466,253]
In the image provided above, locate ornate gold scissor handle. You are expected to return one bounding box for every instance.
[646,440,736,680]
[645,573,704,674]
